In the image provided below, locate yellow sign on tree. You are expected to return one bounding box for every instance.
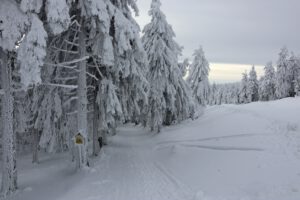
[75,133,84,145]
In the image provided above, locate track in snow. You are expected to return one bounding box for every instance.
[58,126,196,200]
[157,133,269,145]
[97,127,195,200]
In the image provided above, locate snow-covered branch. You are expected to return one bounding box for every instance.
[86,72,99,81]
[64,39,79,46]
[59,56,90,66]
[44,83,78,89]
[45,63,78,70]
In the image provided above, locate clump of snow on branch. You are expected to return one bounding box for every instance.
[85,0,110,29]
[46,0,71,35]
[20,0,43,13]
[0,0,29,51]
[18,14,47,88]
[97,79,123,130]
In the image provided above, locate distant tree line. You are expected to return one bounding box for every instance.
[206,47,300,105]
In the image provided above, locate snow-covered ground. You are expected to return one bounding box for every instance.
[2,97,300,200]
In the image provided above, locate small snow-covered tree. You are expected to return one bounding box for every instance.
[142,0,194,132]
[187,46,210,106]
[248,66,259,102]
[275,47,290,99]
[239,72,249,103]
[259,62,276,101]
[287,53,299,97]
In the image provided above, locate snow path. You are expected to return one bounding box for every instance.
[56,126,195,200]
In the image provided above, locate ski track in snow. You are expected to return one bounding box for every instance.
[180,144,265,152]
[57,127,196,200]
[157,133,269,145]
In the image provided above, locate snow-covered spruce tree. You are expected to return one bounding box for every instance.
[239,72,250,104]
[275,47,291,99]
[109,0,149,125]
[44,0,112,167]
[248,66,259,102]
[16,9,48,164]
[40,0,148,158]
[85,0,120,155]
[259,62,276,101]
[19,0,71,164]
[80,0,148,155]
[187,46,210,106]
[0,1,30,196]
[287,53,300,97]
[0,3,72,190]
[142,0,194,132]
[35,1,88,168]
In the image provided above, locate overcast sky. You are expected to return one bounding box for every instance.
[135,0,300,68]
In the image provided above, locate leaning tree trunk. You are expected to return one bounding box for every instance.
[76,23,89,169]
[0,49,17,197]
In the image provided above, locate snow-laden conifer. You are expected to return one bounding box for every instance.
[142,0,194,132]
[0,1,29,196]
[275,47,290,99]
[187,46,210,106]
[248,66,259,102]
[260,62,276,101]
[240,72,249,103]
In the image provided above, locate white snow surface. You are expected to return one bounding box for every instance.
[2,97,300,200]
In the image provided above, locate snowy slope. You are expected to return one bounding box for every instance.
[156,97,300,200]
[2,97,300,200]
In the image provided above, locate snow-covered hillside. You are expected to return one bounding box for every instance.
[3,97,300,200]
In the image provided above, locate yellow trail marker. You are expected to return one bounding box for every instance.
[75,133,84,145]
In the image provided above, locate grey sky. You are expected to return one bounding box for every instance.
[136,0,300,66]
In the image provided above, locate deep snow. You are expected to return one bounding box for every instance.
[2,97,300,200]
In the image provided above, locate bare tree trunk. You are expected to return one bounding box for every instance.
[0,49,17,197]
[99,102,108,145]
[76,22,89,168]
[32,129,39,164]
[92,99,99,156]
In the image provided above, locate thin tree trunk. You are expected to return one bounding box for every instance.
[76,22,89,168]
[92,98,99,156]
[98,101,108,145]
[32,129,39,164]
[0,49,17,197]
